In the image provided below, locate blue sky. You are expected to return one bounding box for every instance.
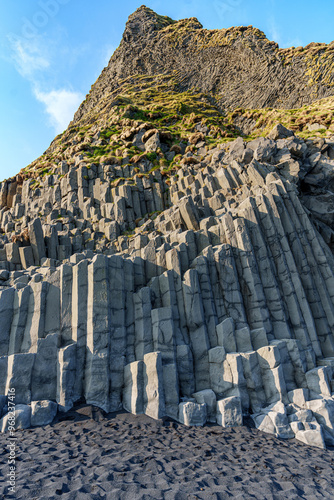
[1,0,333,181]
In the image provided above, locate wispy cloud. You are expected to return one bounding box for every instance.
[267,17,303,48]
[267,16,280,44]
[7,32,83,133]
[267,2,302,48]
[7,34,50,77]
[34,88,83,133]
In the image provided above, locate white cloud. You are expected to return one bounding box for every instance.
[6,33,83,133]
[268,16,280,44]
[268,19,303,48]
[7,34,50,77]
[34,88,84,133]
[267,4,303,48]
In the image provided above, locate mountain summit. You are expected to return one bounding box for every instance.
[74,5,334,124]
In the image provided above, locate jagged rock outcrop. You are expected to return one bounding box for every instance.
[0,7,334,449]
[74,6,334,122]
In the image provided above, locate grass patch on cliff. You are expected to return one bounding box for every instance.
[111,74,240,143]
[228,96,334,140]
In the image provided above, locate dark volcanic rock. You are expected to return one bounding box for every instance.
[74,6,334,124]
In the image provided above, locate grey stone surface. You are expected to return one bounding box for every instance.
[0,288,15,356]
[5,353,35,405]
[8,289,30,356]
[123,361,144,414]
[57,343,76,412]
[151,307,176,364]
[72,259,88,401]
[0,395,7,418]
[60,264,73,344]
[307,398,334,445]
[134,287,153,360]
[288,388,309,408]
[21,282,48,353]
[85,255,110,412]
[163,363,179,420]
[306,367,332,397]
[31,333,58,401]
[19,246,34,269]
[268,123,294,141]
[6,242,20,265]
[193,389,217,423]
[217,396,243,427]
[31,400,58,426]
[235,326,253,352]
[0,126,334,447]
[179,197,199,231]
[143,352,165,420]
[28,218,46,265]
[216,318,236,353]
[252,401,294,439]
[178,401,207,426]
[295,426,326,449]
[183,269,210,391]
[1,404,31,432]
[176,344,195,397]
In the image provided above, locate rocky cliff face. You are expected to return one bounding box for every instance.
[74,5,334,122]
[0,6,334,449]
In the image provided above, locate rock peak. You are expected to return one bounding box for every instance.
[73,6,334,126]
[123,5,175,42]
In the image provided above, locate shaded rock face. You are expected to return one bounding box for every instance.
[0,7,334,450]
[74,6,334,124]
[0,153,334,448]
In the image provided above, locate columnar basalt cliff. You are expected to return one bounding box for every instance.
[74,6,334,120]
[0,6,334,449]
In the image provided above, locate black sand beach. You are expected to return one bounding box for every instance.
[1,404,333,499]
